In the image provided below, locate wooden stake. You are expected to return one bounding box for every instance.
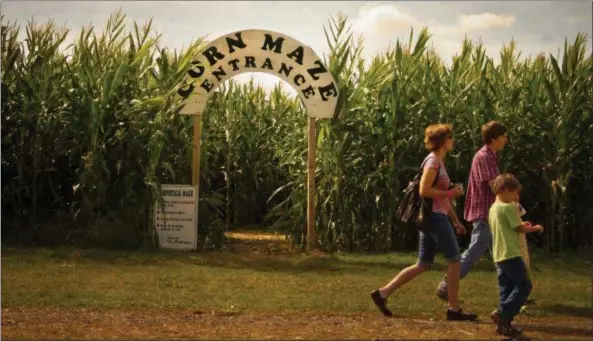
[307,116,317,251]
[192,114,202,187]
[192,114,202,251]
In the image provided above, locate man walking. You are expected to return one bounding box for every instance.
[436,121,508,300]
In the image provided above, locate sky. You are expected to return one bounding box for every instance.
[2,1,592,94]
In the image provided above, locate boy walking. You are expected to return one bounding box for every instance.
[489,174,543,337]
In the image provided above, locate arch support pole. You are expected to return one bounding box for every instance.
[192,114,202,187]
[307,117,317,251]
[192,114,203,251]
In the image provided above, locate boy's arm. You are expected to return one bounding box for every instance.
[506,205,526,231]
[518,222,543,234]
[506,206,543,233]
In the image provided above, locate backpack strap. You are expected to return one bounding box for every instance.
[420,155,441,187]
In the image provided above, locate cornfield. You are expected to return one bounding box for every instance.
[2,12,592,252]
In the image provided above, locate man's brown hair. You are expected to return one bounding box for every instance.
[482,121,507,145]
[493,173,522,194]
[424,123,453,151]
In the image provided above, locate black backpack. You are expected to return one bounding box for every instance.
[395,156,441,231]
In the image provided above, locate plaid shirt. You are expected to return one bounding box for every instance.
[464,145,499,222]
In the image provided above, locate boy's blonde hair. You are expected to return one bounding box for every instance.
[493,173,522,194]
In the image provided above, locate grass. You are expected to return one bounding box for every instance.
[2,232,592,340]
[2,237,591,320]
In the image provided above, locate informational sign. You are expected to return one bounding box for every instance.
[176,29,339,118]
[154,185,198,251]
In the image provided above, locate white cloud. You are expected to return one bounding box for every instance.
[430,40,462,63]
[566,15,590,24]
[352,3,420,35]
[346,3,524,66]
[457,13,516,32]
[351,4,515,44]
[349,3,423,57]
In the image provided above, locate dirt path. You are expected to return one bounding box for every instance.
[2,308,592,340]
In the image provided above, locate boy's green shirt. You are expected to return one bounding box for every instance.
[489,199,523,263]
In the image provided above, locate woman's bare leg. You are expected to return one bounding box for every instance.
[446,260,461,310]
[379,262,429,298]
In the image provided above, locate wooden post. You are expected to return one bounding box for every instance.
[307,117,317,251]
[192,114,202,251]
[192,114,202,187]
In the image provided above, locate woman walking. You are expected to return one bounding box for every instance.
[370,123,478,321]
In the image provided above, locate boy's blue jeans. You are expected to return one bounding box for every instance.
[496,256,533,321]
[437,219,492,292]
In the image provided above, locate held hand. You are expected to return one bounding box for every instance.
[454,221,466,235]
[534,224,544,233]
[451,187,464,199]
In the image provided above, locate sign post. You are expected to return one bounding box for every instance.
[192,115,202,250]
[307,117,317,250]
[192,115,202,187]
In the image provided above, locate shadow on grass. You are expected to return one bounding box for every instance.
[2,246,451,274]
[190,254,433,274]
[539,303,593,318]
[524,322,593,337]
[2,244,591,277]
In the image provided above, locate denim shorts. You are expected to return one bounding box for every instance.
[418,213,461,267]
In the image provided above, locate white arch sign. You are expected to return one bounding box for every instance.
[175,29,339,118]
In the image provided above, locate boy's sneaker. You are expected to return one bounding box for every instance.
[446,308,478,321]
[370,289,393,317]
[496,320,523,337]
[490,309,501,324]
[492,309,521,327]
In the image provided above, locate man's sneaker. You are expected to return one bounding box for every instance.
[446,308,478,321]
[370,289,393,317]
[496,320,523,337]
[436,281,448,301]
